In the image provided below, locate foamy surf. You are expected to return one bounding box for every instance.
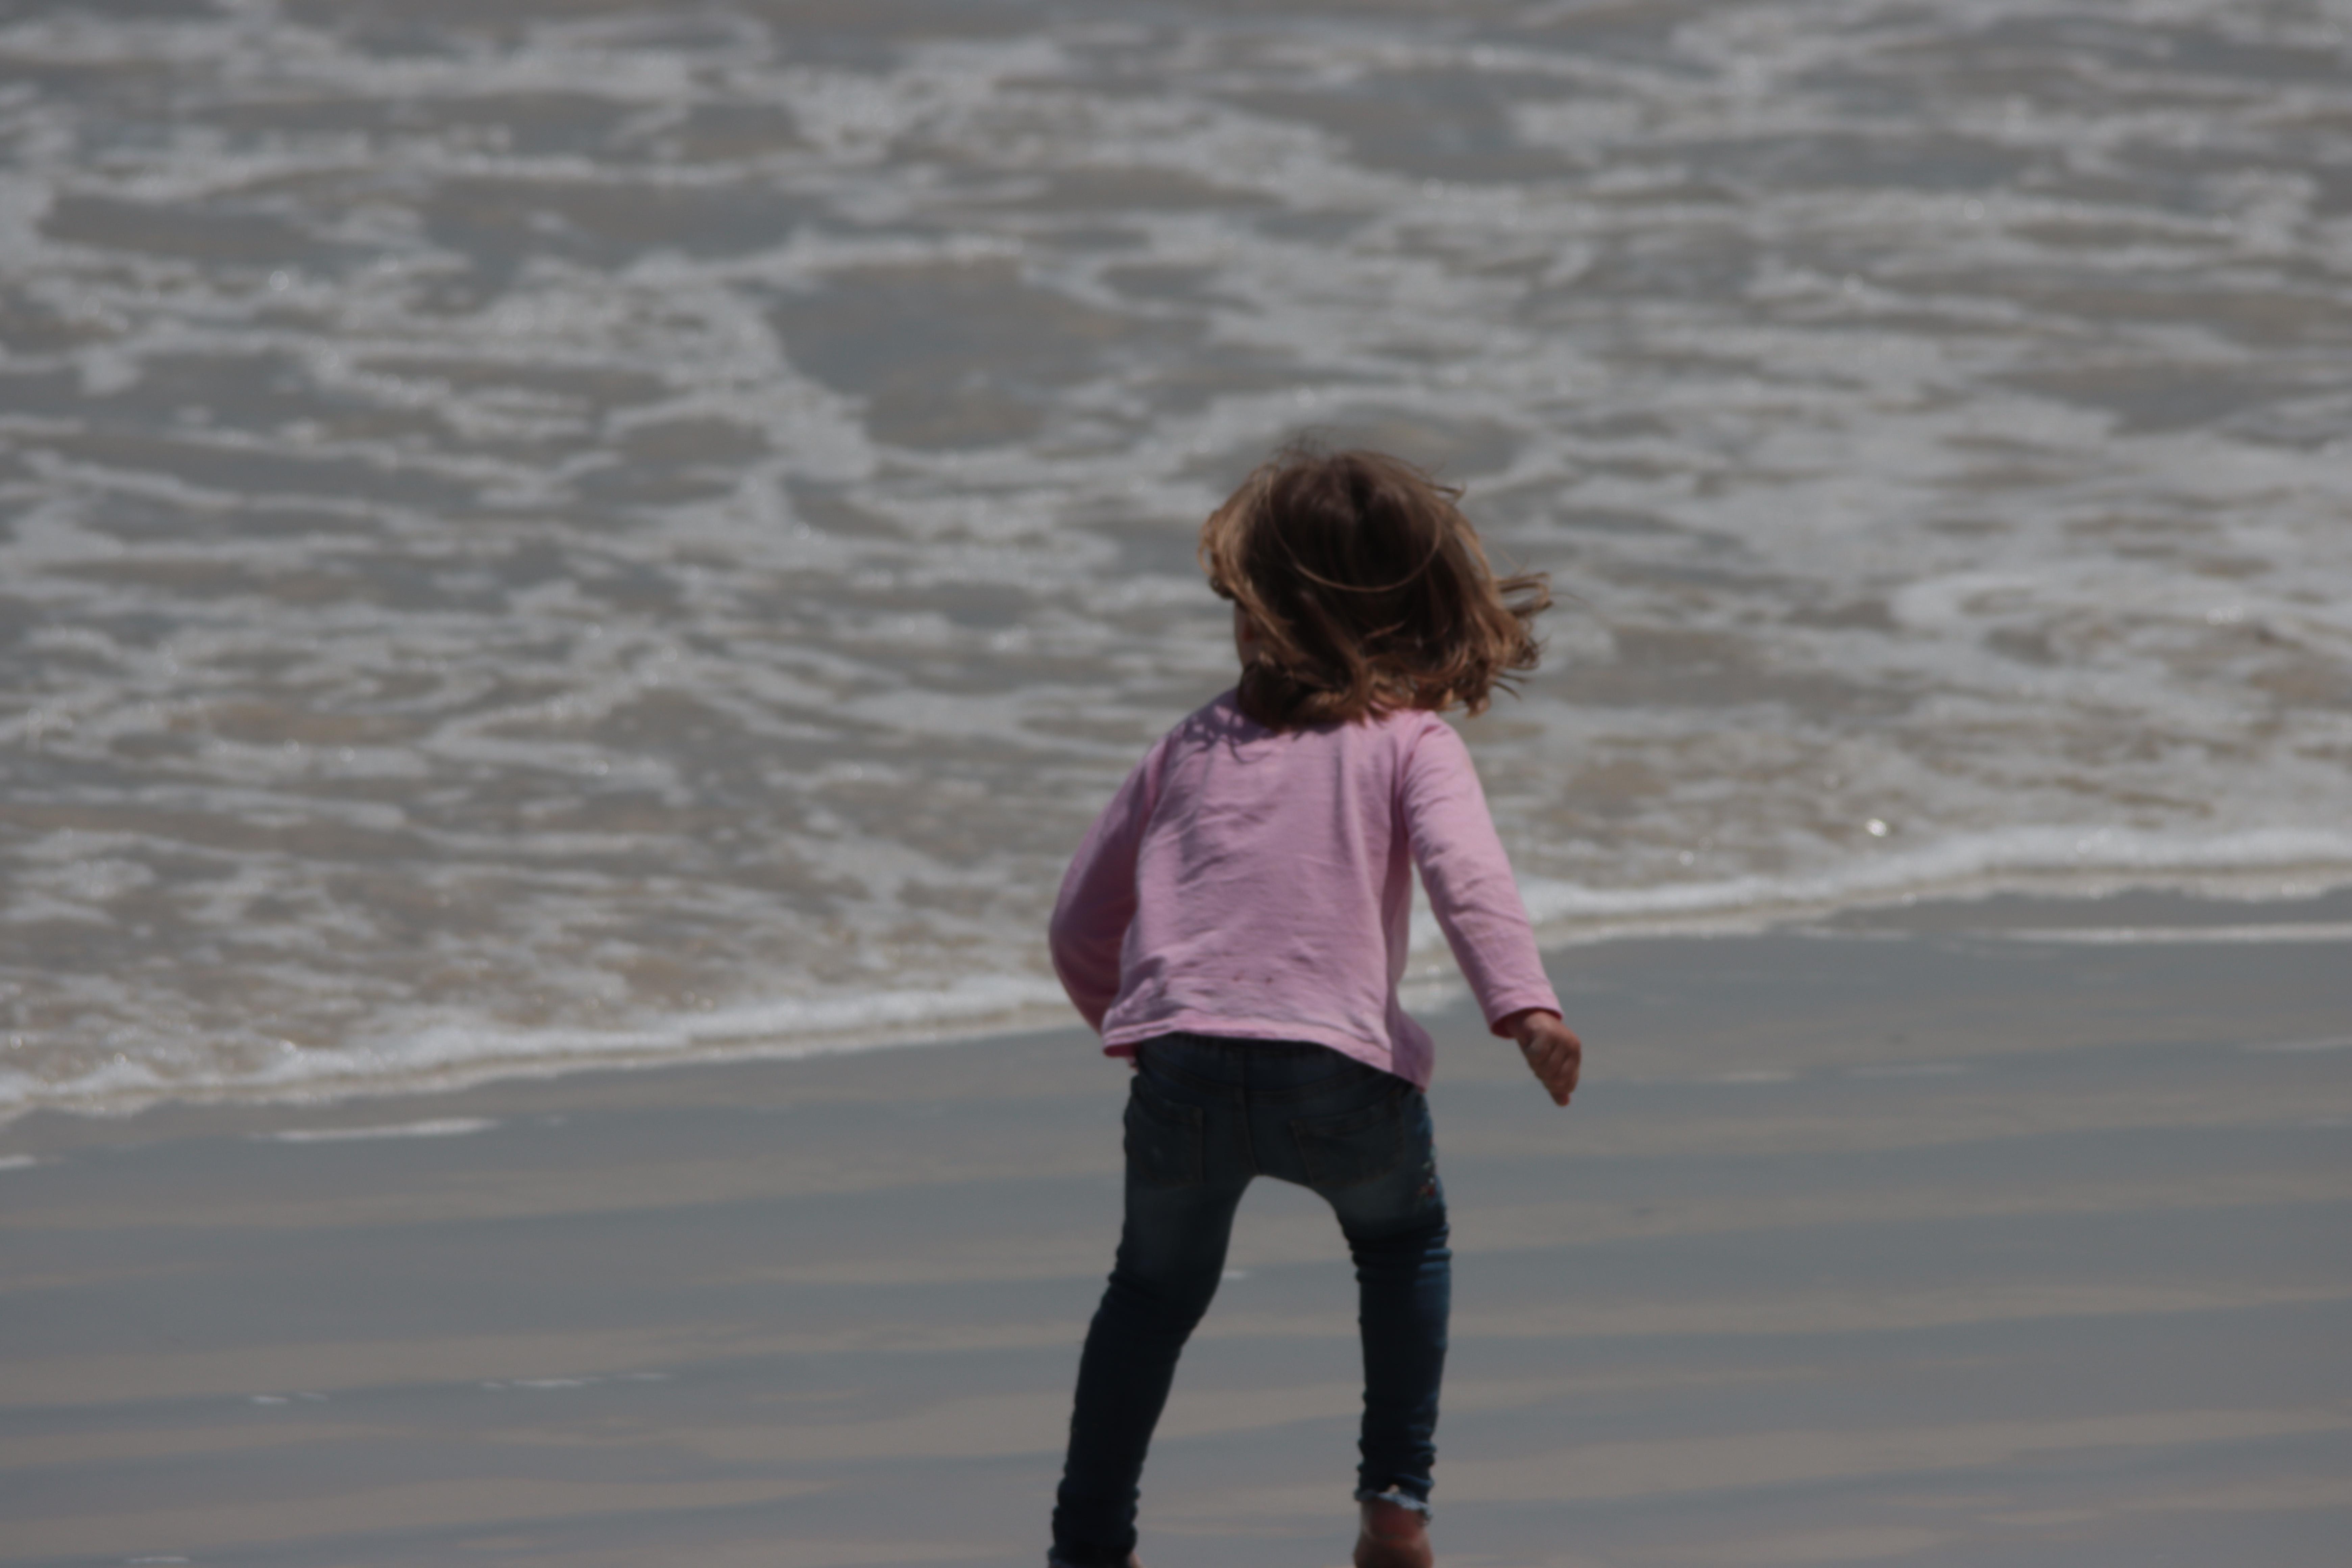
[3,0,2347,1114]
[1513,827,2352,940]
[0,973,1072,1117]
[254,1118,499,1144]
[8,831,2345,1119]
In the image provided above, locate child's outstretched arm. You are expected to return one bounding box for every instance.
[1501,1008,1583,1106]
[1401,720,1585,1108]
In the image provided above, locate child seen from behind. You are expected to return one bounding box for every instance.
[1046,447,1584,1568]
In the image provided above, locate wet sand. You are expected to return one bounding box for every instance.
[5,899,2350,1567]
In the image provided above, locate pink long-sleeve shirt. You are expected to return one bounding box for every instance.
[1048,690,1560,1088]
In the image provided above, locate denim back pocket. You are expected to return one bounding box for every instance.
[1124,1072,1205,1188]
[1290,1091,1407,1190]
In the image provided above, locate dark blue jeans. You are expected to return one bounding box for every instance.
[1050,1034,1451,1567]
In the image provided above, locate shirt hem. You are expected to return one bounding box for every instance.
[1099,1014,1427,1088]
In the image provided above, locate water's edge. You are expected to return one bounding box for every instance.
[13,862,2348,1122]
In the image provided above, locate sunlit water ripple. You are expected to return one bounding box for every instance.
[3,0,2349,1110]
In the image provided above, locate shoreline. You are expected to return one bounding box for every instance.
[4,908,2349,1565]
[11,876,2352,1126]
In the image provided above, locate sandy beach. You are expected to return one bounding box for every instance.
[7,4,2348,1563]
[5,896,2348,1568]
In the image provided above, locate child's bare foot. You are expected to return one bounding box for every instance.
[1353,1497,1432,1568]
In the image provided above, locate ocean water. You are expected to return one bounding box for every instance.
[3,0,2348,1113]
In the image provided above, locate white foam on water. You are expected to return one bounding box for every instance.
[1516,828,2352,936]
[1993,924,2352,946]
[6,829,2347,1118]
[253,1118,499,1144]
[2244,1037,2352,1056]
[1848,1064,1969,1079]
[3,0,2347,1113]
[0,974,1074,1114]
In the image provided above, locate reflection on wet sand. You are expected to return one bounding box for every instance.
[3,917,2346,1564]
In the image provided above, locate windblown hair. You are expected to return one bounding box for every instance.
[1199,445,1550,730]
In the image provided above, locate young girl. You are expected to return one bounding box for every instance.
[1045,447,1584,1568]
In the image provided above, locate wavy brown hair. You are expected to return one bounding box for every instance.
[1199,445,1550,730]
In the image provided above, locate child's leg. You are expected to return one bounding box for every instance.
[1052,1048,1251,1568]
[1319,1091,1450,1516]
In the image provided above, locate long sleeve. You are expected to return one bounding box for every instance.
[1398,720,1561,1034]
[1048,741,1163,1031]
[1063,693,1550,1086]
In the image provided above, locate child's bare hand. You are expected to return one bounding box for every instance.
[1505,1009,1583,1107]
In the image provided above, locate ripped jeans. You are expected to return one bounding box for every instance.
[1050,1033,1450,1568]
